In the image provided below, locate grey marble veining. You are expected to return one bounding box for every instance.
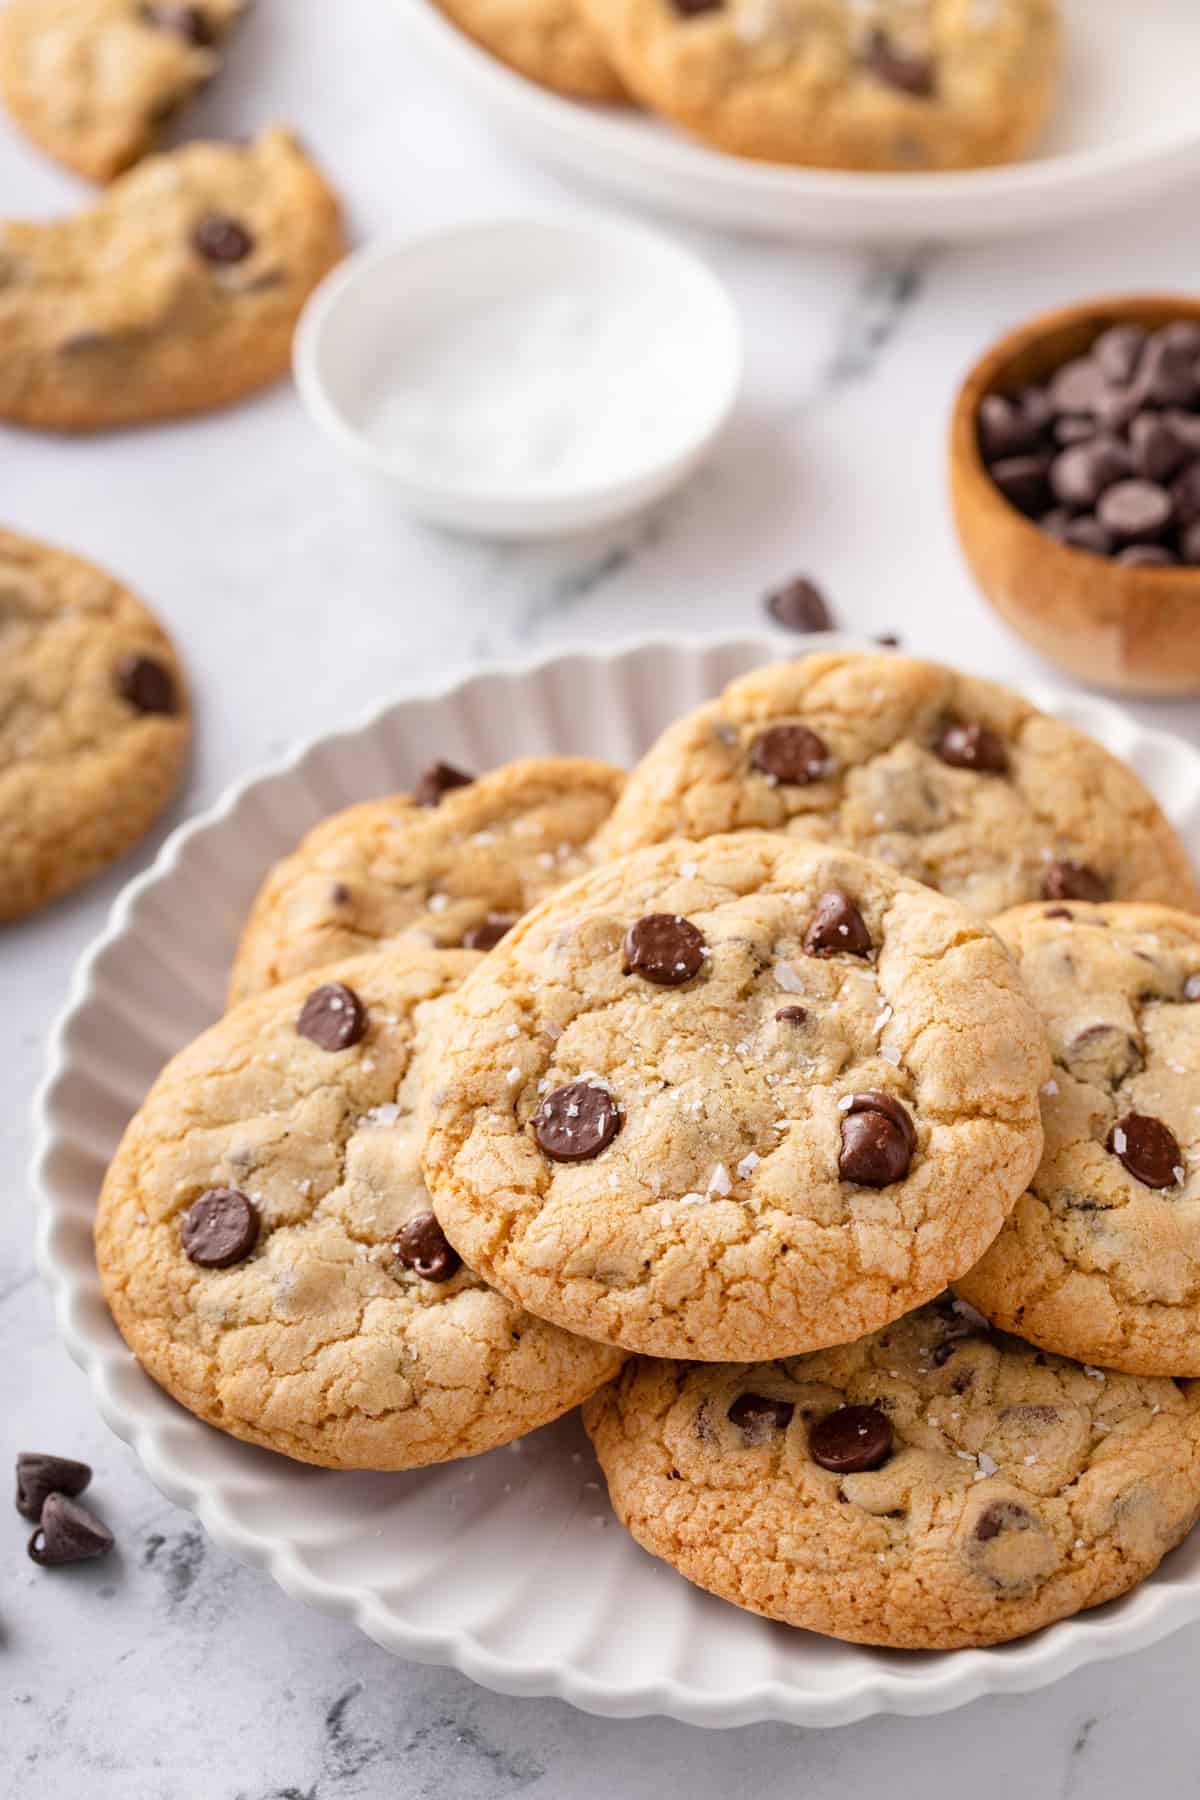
[5,1,1200,1793]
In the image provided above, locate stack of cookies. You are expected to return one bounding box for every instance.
[432,0,1063,174]
[96,651,1200,1651]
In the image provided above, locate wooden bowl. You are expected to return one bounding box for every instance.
[950,294,1200,696]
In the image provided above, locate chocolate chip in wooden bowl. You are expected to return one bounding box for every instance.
[15,1453,92,1523]
[1107,1111,1184,1190]
[623,913,707,986]
[989,454,1051,517]
[803,888,872,959]
[28,1493,114,1568]
[1048,437,1129,510]
[297,981,367,1051]
[394,1211,461,1283]
[191,213,255,264]
[413,760,474,807]
[462,913,517,952]
[809,1404,893,1474]
[750,723,831,786]
[977,393,1043,462]
[764,575,832,635]
[838,1090,916,1187]
[1096,478,1174,545]
[116,653,176,715]
[1041,860,1108,904]
[532,1081,622,1163]
[934,719,1008,774]
[728,1393,794,1443]
[180,1187,260,1268]
[1092,324,1148,386]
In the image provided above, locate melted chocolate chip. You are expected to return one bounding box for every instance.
[15,1453,92,1523]
[1041,860,1108,903]
[669,0,722,12]
[141,2,214,44]
[862,28,935,96]
[727,1393,795,1441]
[180,1188,260,1268]
[462,914,517,952]
[935,720,1009,774]
[28,1493,114,1567]
[838,1091,916,1187]
[622,913,706,986]
[297,981,367,1052]
[774,1005,809,1025]
[764,576,832,635]
[116,653,176,715]
[1044,907,1073,921]
[974,1499,1036,1543]
[532,1082,621,1163]
[413,760,474,807]
[191,213,255,264]
[750,724,831,786]
[809,1404,893,1474]
[803,888,872,959]
[394,1211,460,1283]
[1107,1111,1183,1189]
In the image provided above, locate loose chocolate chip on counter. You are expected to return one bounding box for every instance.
[462,914,517,952]
[623,913,706,986]
[775,1005,809,1025]
[935,719,1008,774]
[533,1081,621,1163]
[192,214,254,263]
[1096,478,1173,544]
[1041,860,1108,903]
[1048,437,1129,509]
[728,1393,795,1441]
[141,2,214,44]
[989,454,1051,517]
[394,1211,460,1283]
[750,723,831,785]
[15,1453,92,1523]
[809,1404,893,1474]
[764,575,832,634]
[1108,1112,1183,1189]
[297,981,367,1051]
[838,1090,916,1187]
[874,632,901,648]
[413,760,474,807]
[804,888,872,959]
[28,1493,114,1568]
[1092,324,1148,386]
[862,28,935,96]
[116,653,176,715]
[180,1188,260,1268]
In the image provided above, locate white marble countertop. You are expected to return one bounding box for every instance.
[5,3,1200,1793]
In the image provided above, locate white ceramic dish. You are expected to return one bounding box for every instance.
[293,217,741,538]
[33,635,1200,1729]
[396,0,1200,244]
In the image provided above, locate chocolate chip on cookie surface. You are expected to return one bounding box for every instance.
[0,0,244,182]
[958,903,1200,1375]
[593,652,1199,919]
[95,946,622,1470]
[228,757,625,1005]
[584,1300,1200,1647]
[0,128,344,431]
[422,833,1048,1361]
[0,526,191,921]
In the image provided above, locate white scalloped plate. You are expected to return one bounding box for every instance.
[33,635,1200,1728]
[396,0,1200,243]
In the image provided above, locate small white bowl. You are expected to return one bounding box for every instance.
[292,214,742,539]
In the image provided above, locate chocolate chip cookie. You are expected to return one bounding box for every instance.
[958,903,1200,1375]
[422,833,1048,1361]
[584,1299,1200,1647]
[0,127,344,431]
[0,525,190,921]
[96,946,623,1470]
[432,0,626,101]
[0,0,244,182]
[577,0,1060,171]
[228,756,625,1005]
[594,652,1199,919]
